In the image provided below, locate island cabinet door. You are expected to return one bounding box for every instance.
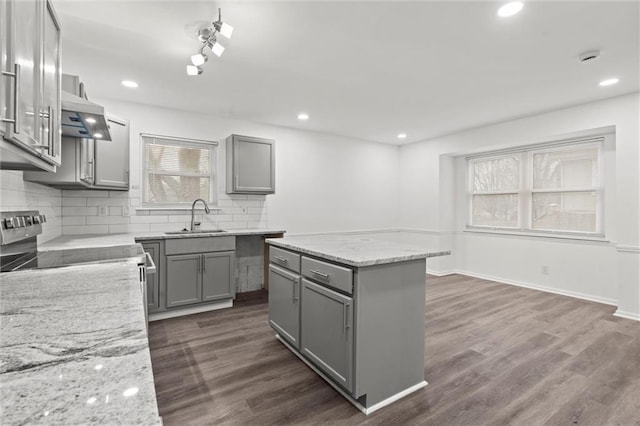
[166,254,202,308]
[300,279,354,393]
[268,265,301,349]
[202,251,235,302]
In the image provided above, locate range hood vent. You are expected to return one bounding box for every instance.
[60,75,112,141]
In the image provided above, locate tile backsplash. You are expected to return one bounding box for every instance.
[61,189,268,235]
[0,170,63,243]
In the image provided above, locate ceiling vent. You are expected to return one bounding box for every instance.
[578,50,601,63]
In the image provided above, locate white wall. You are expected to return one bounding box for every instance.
[58,98,401,235]
[0,170,62,243]
[399,93,640,318]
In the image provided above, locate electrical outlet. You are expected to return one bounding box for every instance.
[542,265,549,275]
[122,206,130,216]
[98,205,107,217]
[241,207,247,214]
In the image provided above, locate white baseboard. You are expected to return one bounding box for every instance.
[426,269,456,277]
[613,310,640,321]
[455,270,617,307]
[275,334,427,415]
[149,300,233,321]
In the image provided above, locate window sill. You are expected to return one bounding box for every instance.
[136,207,222,215]
[464,227,610,243]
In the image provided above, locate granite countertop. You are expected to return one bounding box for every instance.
[40,228,286,250]
[266,235,451,267]
[0,261,161,425]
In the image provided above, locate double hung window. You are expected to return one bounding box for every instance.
[142,134,217,206]
[468,138,603,236]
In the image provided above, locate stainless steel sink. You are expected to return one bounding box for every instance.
[165,229,227,235]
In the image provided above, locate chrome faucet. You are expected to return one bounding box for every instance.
[191,198,211,231]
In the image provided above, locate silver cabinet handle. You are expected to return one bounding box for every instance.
[343,302,350,332]
[292,278,298,302]
[49,106,55,157]
[235,173,239,189]
[1,63,20,133]
[202,255,206,274]
[34,107,52,152]
[274,256,288,263]
[310,269,330,280]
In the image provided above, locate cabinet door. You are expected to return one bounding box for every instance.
[4,0,41,151]
[0,0,8,140]
[202,251,235,302]
[166,254,201,308]
[227,135,275,194]
[79,138,95,185]
[301,279,354,393]
[94,116,129,189]
[142,242,161,312]
[268,265,301,349]
[38,0,61,166]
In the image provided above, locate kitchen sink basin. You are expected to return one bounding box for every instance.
[165,229,227,235]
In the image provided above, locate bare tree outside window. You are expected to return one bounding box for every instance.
[471,156,519,227]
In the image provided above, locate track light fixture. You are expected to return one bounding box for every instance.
[186,8,233,76]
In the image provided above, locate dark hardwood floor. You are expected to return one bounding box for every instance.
[148,274,640,425]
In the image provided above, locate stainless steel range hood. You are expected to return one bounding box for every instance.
[61,74,112,141]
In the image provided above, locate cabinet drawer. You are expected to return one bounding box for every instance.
[301,257,353,295]
[270,246,301,273]
[165,236,235,255]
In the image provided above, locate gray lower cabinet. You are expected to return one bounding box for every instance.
[301,278,354,393]
[141,241,161,313]
[268,246,428,413]
[202,251,235,302]
[268,264,301,349]
[166,251,235,309]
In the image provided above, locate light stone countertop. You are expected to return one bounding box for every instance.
[266,234,451,267]
[0,260,161,425]
[40,228,286,250]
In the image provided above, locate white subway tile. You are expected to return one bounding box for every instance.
[130,216,169,224]
[108,224,150,234]
[62,190,105,198]
[62,197,87,207]
[62,216,86,226]
[63,225,109,235]
[109,206,123,216]
[62,206,98,216]
[87,216,129,225]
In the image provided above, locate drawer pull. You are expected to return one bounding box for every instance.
[274,256,288,263]
[292,278,299,302]
[309,269,330,280]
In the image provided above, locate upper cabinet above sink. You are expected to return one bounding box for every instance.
[226,134,275,195]
[0,0,62,172]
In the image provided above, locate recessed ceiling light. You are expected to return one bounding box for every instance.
[599,78,619,87]
[397,133,407,139]
[121,80,138,88]
[497,2,524,17]
[297,113,309,121]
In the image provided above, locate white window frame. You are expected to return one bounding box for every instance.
[141,133,218,208]
[466,137,605,239]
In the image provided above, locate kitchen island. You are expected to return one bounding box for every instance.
[0,260,161,425]
[266,234,450,414]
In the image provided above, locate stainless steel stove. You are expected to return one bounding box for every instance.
[0,210,46,272]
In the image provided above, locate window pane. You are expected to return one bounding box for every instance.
[472,194,519,227]
[146,174,211,203]
[532,191,597,232]
[146,143,210,174]
[472,156,519,192]
[533,147,598,189]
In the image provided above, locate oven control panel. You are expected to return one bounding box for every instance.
[0,211,44,246]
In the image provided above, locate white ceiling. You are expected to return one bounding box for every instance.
[54,0,639,145]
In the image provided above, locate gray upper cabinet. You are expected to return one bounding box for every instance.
[0,0,61,172]
[226,134,275,194]
[94,116,129,189]
[301,278,354,393]
[268,264,301,349]
[23,115,130,190]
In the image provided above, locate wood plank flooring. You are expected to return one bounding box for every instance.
[148,274,640,425]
